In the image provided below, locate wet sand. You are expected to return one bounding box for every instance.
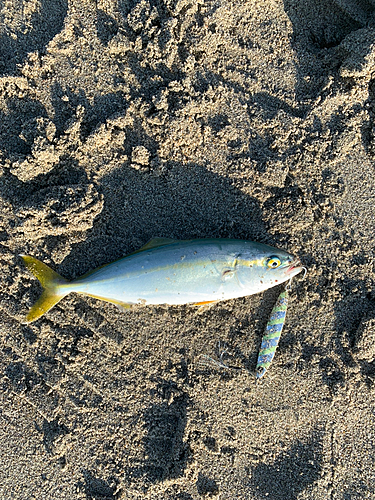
[1,0,375,498]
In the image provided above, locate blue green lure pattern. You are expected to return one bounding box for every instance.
[256,288,289,379]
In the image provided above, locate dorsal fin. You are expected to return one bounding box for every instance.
[132,237,178,254]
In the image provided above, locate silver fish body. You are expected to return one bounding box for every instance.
[22,238,303,322]
[63,239,302,305]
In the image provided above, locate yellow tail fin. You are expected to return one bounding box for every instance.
[21,255,69,323]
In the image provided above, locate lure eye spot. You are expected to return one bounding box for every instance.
[267,256,281,269]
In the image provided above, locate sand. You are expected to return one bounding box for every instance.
[1,0,375,498]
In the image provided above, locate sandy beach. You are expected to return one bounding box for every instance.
[1,0,375,498]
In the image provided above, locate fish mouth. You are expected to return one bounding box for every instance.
[286,259,304,276]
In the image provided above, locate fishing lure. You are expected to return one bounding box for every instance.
[21,238,304,323]
[256,286,290,379]
[198,279,306,379]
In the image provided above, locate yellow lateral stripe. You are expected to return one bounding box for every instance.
[77,258,215,285]
[236,258,263,268]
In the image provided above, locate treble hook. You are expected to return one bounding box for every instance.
[286,266,307,291]
[300,267,308,279]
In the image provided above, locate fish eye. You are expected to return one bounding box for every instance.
[267,256,281,269]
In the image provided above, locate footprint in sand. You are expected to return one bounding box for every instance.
[0,0,68,75]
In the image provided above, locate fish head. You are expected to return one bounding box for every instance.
[236,243,304,292]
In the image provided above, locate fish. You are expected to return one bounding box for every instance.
[256,287,289,379]
[21,237,304,323]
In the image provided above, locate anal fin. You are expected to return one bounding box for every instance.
[83,293,133,312]
[193,300,218,306]
[115,302,133,313]
[192,300,219,314]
